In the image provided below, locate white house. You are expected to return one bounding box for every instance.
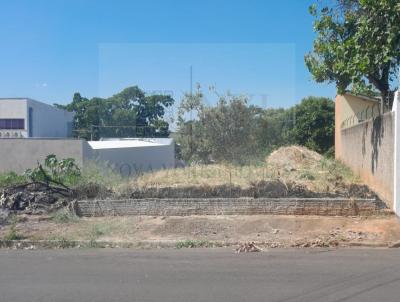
[0,98,74,138]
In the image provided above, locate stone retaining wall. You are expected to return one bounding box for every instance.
[74,198,382,217]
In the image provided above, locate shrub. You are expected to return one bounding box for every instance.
[24,154,81,187]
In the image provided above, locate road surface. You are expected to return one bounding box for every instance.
[1,248,400,302]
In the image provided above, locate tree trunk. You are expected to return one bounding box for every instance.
[380,91,387,113]
[367,73,389,113]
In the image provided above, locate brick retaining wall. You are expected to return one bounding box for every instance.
[74,198,382,217]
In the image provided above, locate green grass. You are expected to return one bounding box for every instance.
[175,239,213,249]
[89,223,114,239]
[0,172,26,188]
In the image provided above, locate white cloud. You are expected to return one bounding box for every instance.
[34,82,48,88]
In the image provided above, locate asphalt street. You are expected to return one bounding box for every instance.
[0,248,400,302]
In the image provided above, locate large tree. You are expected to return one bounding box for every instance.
[56,86,174,140]
[176,86,262,164]
[305,0,400,108]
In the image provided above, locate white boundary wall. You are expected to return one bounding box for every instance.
[393,91,400,215]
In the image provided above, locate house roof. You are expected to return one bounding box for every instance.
[88,138,174,150]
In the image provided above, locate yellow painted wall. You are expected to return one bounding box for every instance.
[335,94,394,207]
[335,94,378,158]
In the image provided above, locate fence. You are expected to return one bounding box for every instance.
[73,125,170,140]
[341,103,384,129]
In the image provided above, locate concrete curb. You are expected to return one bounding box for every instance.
[347,241,389,248]
[0,239,180,250]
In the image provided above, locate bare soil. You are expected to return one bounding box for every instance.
[2,214,400,248]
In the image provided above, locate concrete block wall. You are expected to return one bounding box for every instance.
[0,139,91,173]
[75,198,380,217]
[337,112,394,207]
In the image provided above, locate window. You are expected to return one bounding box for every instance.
[0,119,25,130]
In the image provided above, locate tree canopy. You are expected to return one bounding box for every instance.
[305,0,400,106]
[56,86,174,140]
[285,97,335,154]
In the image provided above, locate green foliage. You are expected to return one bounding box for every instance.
[55,86,174,140]
[324,146,335,159]
[177,86,265,164]
[305,0,400,103]
[176,87,334,163]
[201,95,262,164]
[0,172,26,188]
[285,97,335,154]
[24,154,81,187]
[256,108,294,155]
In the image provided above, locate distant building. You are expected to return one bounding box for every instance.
[0,98,176,175]
[0,98,74,138]
[0,137,176,175]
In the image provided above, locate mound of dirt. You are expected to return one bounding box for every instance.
[267,145,322,171]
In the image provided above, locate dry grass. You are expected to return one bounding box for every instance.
[24,217,145,242]
[134,164,272,189]
[133,146,360,194]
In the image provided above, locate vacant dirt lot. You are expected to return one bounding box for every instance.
[1,213,400,248]
[130,146,376,200]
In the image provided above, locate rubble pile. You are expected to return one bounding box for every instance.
[235,242,263,253]
[292,228,376,248]
[0,182,72,215]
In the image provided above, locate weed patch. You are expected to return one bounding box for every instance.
[175,239,212,249]
[4,216,24,241]
[89,223,113,239]
[50,209,79,224]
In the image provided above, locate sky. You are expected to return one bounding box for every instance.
[0,0,336,108]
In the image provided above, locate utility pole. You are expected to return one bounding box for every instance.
[189,65,193,157]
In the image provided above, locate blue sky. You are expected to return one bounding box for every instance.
[0,0,336,108]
